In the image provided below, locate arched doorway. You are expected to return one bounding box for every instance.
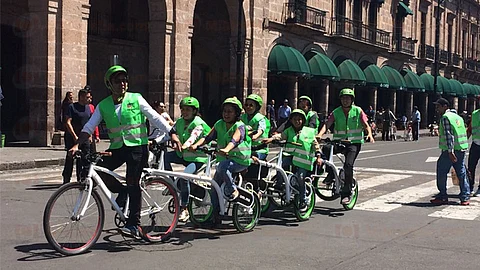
[191,0,231,125]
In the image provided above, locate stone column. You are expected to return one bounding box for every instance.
[421,93,428,128]
[289,77,298,109]
[369,87,377,111]
[148,18,168,103]
[452,97,458,111]
[312,79,329,116]
[390,91,397,114]
[406,91,413,119]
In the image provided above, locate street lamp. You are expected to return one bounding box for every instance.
[433,0,444,96]
[236,0,244,98]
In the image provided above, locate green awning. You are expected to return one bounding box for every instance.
[363,65,389,88]
[463,83,476,96]
[420,73,434,92]
[475,85,480,96]
[382,66,406,90]
[446,79,463,97]
[307,52,340,80]
[402,69,425,92]
[398,2,414,16]
[268,45,310,75]
[436,76,451,94]
[337,59,366,83]
[419,73,451,94]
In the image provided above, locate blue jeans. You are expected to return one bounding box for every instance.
[278,156,307,202]
[436,150,470,202]
[211,159,248,215]
[164,151,203,207]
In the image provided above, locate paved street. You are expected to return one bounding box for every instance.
[1,137,480,269]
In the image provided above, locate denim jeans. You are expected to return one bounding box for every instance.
[164,151,203,207]
[278,156,307,202]
[468,142,480,191]
[211,159,248,215]
[436,150,470,202]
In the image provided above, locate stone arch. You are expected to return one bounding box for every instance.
[358,54,376,69]
[331,50,354,66]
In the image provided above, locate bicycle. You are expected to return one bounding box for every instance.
[311,138,359,210]
[251,141,316,221]
[43,151,179,256]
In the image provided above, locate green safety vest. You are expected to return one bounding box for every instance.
[472,109,480,142]
[306,110,320,130]
[175,116,211,163]
[241,112,270,155]
[332,105,364,144]
[98,92,148,149]
[214,120,252,166]
[284,126,316,171]
[439,111,468,151]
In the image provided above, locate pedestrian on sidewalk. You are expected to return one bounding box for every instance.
[412,106,421,141]
[85,85,100,152]
[62,88,93,184]
[467,107,480,196]
[277,99,291,127]
[430,98,470,206]
[382,107,396,141]
[266,99,277,132]
[58,91,73,132]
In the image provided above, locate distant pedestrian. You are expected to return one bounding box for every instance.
[266,99,277,131]
[412,106,421,141]
[58,91,73,132]
[277,99,291,127]
[430,98,470,206]
[467,107,480,196]
[382,107,396,141]
[84,86,100,152]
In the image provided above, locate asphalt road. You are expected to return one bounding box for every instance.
[1,136,480,270]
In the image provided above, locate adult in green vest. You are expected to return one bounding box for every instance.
[467,107,480,196]
[241,94,270,160]
[190,97,251,225]
[263,109,322,211]
[430,98,470,205]
[316,88,374,205]
[165,96,211,222]
[275,95,319,133]
[69,65,172,239]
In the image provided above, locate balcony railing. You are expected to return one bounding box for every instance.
[393,37,415,55]
[285,3,327,31]
[331,16,390,48]
[418,44,434,60]
[476,61,480,71]
[88,10,137,41]
[440,50,448,63]
[452,53,460,66]
[465,58,476,70]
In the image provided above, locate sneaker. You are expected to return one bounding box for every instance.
[179,209,190,222]
[299,200,308,212]
[341,196,351,205]
[121,225,143,240]
[460,200,470,206]
[474,189,480,197]
[227,189,240,202]
[430,198,448,205]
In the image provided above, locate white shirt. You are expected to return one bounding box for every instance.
[82,94,171,136]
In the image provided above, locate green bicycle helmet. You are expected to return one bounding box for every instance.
[246,94,263,108]
[290,109,307,123]
[104,65,127,89]
[339,88,355,98]
[223,97,243,111]
[180,96,200,110]
[298,95,313,106]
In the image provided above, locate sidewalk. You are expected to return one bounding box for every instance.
[0,129,433,172]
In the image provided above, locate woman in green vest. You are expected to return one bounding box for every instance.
[316,88,373,205]
[263,109,322,211]
[69,65,172,239]
[165,96,211,222]
[189,97,252,225]
[241,94,270,160]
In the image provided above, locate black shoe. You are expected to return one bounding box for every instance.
[121,225,143,240]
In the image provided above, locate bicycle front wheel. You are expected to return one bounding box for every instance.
[43,183,104,256]
[313,176,340,201]
[343,178,358,211]
[232,192,260,233]
[188,188,213,226]
[141,177,179,242]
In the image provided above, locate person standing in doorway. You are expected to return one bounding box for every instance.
[412,105,421,141]
[266,99,277,132]
[277,99,291,127]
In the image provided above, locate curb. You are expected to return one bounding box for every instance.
[0,158,65,171]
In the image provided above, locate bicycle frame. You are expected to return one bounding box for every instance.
[314,141,346,196]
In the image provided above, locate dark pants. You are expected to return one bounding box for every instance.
[382,122,391,141]
[468,142,480,191]
[278,117,288,128]
[342,143,361,197]
[62,133,91,183]
[96,144,148,227]
[412,121,420,141]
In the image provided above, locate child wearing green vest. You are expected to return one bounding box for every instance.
[165,97,211,222]
[263,109,322,211]
[190,97,251,225]
[241,94,270,160]
[276,95,320,133]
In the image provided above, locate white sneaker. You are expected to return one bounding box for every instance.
[179,209,190,222]
[474,189,480,197]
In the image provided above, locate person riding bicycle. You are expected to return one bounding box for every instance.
[189,97,252,225]
[316,88,374,205]
[276,95,319,133]
[69,65,171,239]
[165,96,211,222]
[241,94,270,160]
[262,109,322,211]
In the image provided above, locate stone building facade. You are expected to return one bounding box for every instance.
[1,0,480,146]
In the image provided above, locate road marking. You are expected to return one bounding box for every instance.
[425,157,437,163]
[358,174,411,191]
[355,147,438,161]
[355,167,436,176]
[428,202,480,220]
[359,150,378,154]
[355,180,438,212]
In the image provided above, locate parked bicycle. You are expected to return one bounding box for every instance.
[43,150,179,256]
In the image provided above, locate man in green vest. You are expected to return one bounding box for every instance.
[316,88,374,205]
[69,65,172,239]
[166,96,211,222]
[467,106,480,196]
[430,98,470,205]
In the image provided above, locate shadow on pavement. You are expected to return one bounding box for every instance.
[313,206,346,217]
[26,184,62,191]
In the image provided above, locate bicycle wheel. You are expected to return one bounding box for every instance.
[267,175,291,208]
[140,177,179,242]
[43,183,104,256]
[259,192,270,214]
[294,182,316,221]
[312,175,340,201]
[187,188,213,226]
[232,191,260,233]
[343,178,358,211]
